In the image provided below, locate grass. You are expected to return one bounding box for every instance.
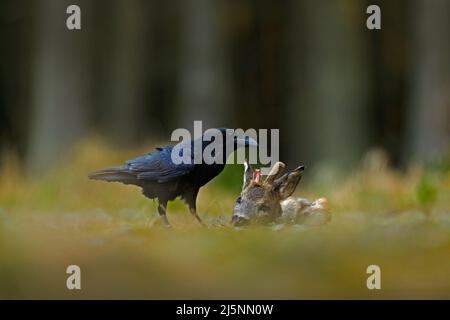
[0,139,449,299]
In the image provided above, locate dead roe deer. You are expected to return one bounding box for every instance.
[231,161,330,226]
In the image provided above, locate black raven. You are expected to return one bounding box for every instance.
[89,128,257,226]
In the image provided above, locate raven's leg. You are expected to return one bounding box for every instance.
[157,200,171,227]
[185,190,204,226]
[189,205,205,226]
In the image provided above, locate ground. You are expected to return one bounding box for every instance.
[0,139,449,299]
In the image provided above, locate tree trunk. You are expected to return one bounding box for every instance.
[27,0,93,172]
[176,0,231,130]
[405,0,450,162]
[285,0,370,170]
[96,0,150,145]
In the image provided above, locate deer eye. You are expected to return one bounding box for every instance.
[236,196,242,204]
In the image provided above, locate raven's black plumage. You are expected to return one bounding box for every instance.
[89,128,256,226]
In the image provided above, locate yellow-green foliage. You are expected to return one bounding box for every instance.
[0,139,449,299]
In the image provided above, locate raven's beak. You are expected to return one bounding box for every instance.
[235,136,258,147]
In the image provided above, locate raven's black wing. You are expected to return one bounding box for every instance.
[126,145,195,183]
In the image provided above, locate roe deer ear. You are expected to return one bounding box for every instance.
[242,160,254,190]
[264,162,286,185]
[273,165,304,199]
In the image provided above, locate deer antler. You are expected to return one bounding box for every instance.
[242,160,254,190]
[264,161,286,185]
[273,165,304,199]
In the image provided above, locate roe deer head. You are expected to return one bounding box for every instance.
[231,161,330,226]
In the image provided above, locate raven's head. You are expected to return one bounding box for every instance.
[231,161,304,226]
[215,128,258,149]
[199,128,257,164]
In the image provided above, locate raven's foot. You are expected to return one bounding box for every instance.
[157,202,171,228]
[160,214,172,228]
[144,216,171,228]
[189,208,205,226]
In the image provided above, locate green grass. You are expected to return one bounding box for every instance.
[0,139,449,299]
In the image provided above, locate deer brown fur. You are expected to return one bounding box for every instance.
[232,161,330,226]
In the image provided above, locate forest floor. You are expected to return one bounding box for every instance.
[0,139,449,299]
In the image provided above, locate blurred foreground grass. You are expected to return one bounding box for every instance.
[0,138,449,299]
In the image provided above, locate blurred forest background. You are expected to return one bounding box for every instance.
[0,0,449,174]
[0,0,449,299]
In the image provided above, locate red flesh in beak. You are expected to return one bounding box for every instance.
[253,169,261,183]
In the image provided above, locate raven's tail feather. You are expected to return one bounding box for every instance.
[88,166,138,184]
